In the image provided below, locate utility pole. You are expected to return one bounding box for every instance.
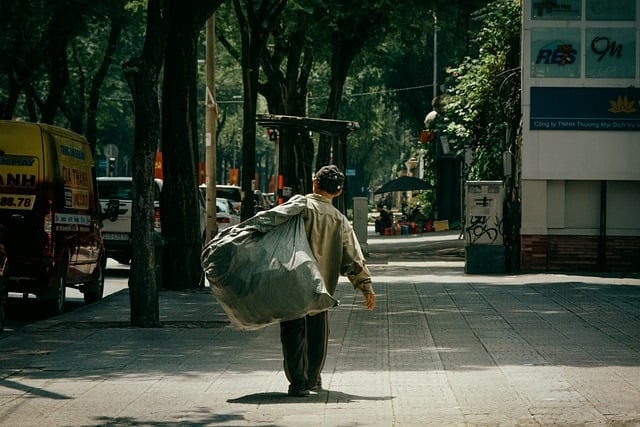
[205,15,218,242]
[432,11,437,100]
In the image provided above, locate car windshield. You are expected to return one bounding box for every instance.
[216,187,240,202]
[216,200,229,213]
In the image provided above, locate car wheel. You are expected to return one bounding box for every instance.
[44,263,66,317]
[83,259,105,304]
[0,275,7,333]
[0,256,8,332]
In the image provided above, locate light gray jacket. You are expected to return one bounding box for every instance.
[243,194,373,296]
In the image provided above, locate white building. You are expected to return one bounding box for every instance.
[520,0,640,271]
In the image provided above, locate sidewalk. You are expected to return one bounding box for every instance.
[1,232,640,426]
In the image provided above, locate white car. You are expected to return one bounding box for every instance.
[97,177,163,264]
[99,177,205,263]
[214,185,241,215]
[199,186,240,232]
[215,197,240,231]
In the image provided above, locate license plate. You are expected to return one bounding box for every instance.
[103,232,130,241]
[0,194,36,210]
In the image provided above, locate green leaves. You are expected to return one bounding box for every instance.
[441,0,520,181]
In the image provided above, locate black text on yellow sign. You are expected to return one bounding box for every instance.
[0,194,36,210]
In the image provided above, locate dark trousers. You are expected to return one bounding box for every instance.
[280,310,329,390]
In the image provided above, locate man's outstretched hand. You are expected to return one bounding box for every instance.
[363,292,376,310]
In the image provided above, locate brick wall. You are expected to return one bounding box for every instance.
[607,236,640,271]
[521,235,640,272]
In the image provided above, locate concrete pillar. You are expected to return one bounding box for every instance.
[352,197,369,255]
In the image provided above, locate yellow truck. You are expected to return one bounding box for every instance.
[0,120,106,321]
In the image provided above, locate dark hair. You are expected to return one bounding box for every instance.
[315,165,345,194]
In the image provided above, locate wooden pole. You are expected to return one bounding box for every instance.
[205,15,218,241]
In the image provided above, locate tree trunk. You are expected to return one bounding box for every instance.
[41,34,70,124]
[317,42,354,167]
[232,0,286,220]
[239,51,258,221]
[39,2,89,124]
[259,15,314,199]
[87,9,124,154]
[2,74,21,120]
[161,0,221,290]
[123,0,168,327]
[161,18,202,290]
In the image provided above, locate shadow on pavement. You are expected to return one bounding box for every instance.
[0,378,72,400]
[92,413,246,426]
[228,389,394,404]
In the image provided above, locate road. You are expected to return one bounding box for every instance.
[2,231,466,332]
[2,259,130,332]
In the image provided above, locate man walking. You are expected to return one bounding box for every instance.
[280,165,376,397]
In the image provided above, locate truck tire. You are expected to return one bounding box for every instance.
[43,263,66,317]
[0,276,6,332]
[0,252,8,332]
[83,259,105,304]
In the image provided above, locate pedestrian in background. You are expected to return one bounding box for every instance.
[374,203,392,234]
[280,165,376,397]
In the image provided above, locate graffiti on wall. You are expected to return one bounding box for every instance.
[466,215,503,245]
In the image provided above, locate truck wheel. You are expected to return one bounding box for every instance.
[44,264,66,316]
[0,281,6,333]
[83,259,105,304]
[0,259,6,332]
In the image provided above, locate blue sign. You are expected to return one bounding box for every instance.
[530,87,640,130]
[531,28,582,78]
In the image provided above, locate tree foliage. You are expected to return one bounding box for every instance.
[0,0,522,318]
[438,0,521,180]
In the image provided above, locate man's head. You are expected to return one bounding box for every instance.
[314,165,345,195]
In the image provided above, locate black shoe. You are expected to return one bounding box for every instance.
[288,386,310,397]
[307,384,323,392]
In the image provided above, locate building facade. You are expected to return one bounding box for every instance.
[520,0,640,271]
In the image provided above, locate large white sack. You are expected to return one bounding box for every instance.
[201,196,337,330]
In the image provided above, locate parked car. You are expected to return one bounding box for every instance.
[198,186,240,232]
[215,197,240,231]
[0,120,106,316]
[215,185,241,215]
[97,177,163,264]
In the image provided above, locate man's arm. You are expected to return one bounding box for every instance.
[340,219,376,310]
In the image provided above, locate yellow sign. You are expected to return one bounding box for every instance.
[0,194,36,210]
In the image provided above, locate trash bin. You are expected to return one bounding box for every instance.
[153,231,164,288]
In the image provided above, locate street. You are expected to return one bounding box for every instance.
[1,231,639,425]
[2,259,129,332]
[2,228,461,332]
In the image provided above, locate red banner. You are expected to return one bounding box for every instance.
[154,152,163,179]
